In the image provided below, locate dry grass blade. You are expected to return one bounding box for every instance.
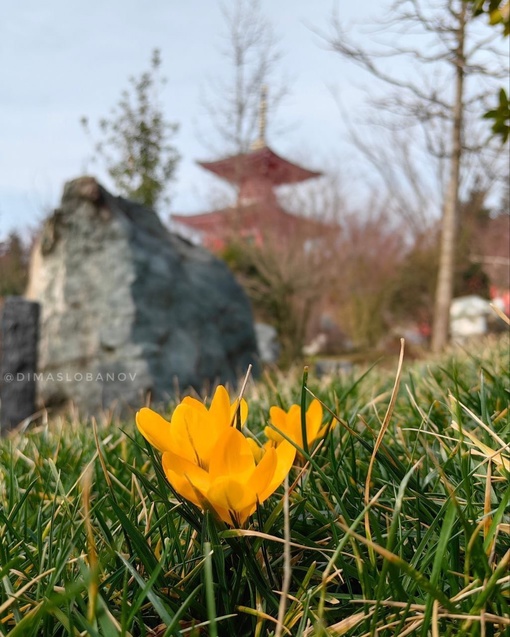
[0,569,55,615]
[432,599,440,637]
[237,606,292,635]
[450,421,510,473]
[484,460,494,554]
[317,611,372,635]
[223,530,335,554]
[230,364,252,427]
[81,465,98,624]
[490,303,510,326]
[364,338,405,557]
[92,417,114,490]
[275,475,291,637]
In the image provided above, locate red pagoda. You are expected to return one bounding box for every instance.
[172,90,323,252]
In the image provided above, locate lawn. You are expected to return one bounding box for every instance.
[0,335,509,636]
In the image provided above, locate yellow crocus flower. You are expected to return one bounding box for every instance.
[266,399,327,451]
[136,385,296,526]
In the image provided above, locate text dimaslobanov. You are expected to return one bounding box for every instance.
[3,372,138,383]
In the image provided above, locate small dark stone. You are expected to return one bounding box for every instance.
[0,297,40,432]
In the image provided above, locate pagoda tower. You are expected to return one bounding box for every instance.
[172,89,323,251]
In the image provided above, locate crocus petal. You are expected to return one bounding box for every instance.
[207,476,256,511]
[258,440,296,503]
[264,425,283,444]
[209,503,237,526]
[267,401,326,450]
[246,438,265,464]
[163,403,202,464]
[247,445,278,504]
[136,408,174,453]
[306,399,324,444]
[181,395,208,413]
[236,504,258,526]
[162,451,211,508]
[287,404,304,447]
[209,428,255,482]
[317,419,335,440]
[230,398,248,427]
[168,402,224,469]
[268,406,287,443]
[208,385,232,424]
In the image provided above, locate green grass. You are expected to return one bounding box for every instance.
[1,335,509,636]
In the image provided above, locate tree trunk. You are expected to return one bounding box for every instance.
[431,2,467,353]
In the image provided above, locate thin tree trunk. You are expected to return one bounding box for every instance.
[431,2,466,353]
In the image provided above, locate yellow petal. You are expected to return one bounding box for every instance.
[207,476,255,510]
[247,445,278,503]
[306,399,324,444]
[317,423,331,439]
[230,398,248,427]
[268,406,287,443]
[317,416,336,440]
[210,503,237,526]
[258,440,296,503]
[270,405,287,429]
[169,402,225,469]
[246,438,265,464]
[207,477,258,525]
[136,408,174,453]
[264,425,283,444]
[236,503,258,526]
[209,428,255,482]
[209,385,231,424]
[162,451,211,508]
[163,403,202,464]
[181,395,208,413]
[288,404,304,447]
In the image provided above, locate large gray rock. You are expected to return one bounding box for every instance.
[26,176,258,415]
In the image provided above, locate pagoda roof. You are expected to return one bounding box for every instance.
[172,202,330,238]
[197,145,321,186]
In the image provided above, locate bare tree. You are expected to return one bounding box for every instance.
[223,222,338,365]
[331,206,407,348]
[432,1,466,352]
[201,0,287,154]
[334,123,438,238]
[325,0,509,351]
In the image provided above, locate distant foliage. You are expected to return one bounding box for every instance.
[484,87,510,143]
[81,49,180,210]
[222,232,330,366]
[469,1,510,140]
[389,232,440,328]
[389,188,506,325]
[0,232,29,297]
[470,0,510,35]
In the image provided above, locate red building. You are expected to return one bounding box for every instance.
[172,125,324,252]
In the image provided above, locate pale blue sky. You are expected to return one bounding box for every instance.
[1,1,505,243]
[0,0,381,240]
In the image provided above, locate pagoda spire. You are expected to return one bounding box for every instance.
[195,87,321,205]
[251,85,267,151]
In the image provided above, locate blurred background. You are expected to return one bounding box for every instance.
[1,0,509,377]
